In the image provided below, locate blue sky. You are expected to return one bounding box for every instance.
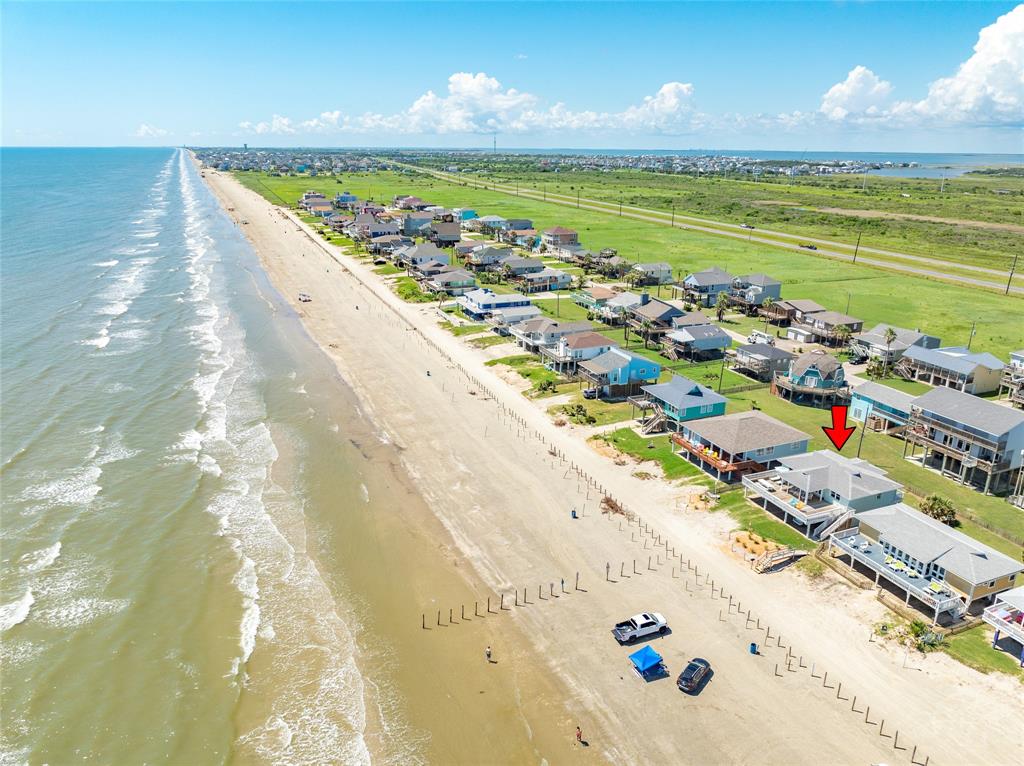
[3,2,1023,152]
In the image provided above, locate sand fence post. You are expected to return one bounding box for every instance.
[422,613,426,630]
[575,572,580,590]
[437,610,442,626]
[449,608,454,624]
[461,604,466,621]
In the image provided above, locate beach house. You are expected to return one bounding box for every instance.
[733,343,795,382]
[628,375,727,434]
[424,268,477,296]
[626,295,684,343]
[786,310,864,346]
[429,221,462,247]
[672,411,811,483]
[500,256,545,277]
[895,346,1005,395]
[595,291,643,325]
[850,381,916,432]
[761,298,826,327]
[743,451,903,540]
[395,243,449,269]
[487,305,544,331]
[981,587,1024,666]
[465,246,513,271]
[773,350,849,408]
[904,387,1024,495]
[577,348,661,399]
[828,503,1024,623]
[849,324,941,364]
[661,324,732,361]
[676,267,734,307]
[402,212,435,236]
[457,288,533,321]
[1000,350,1024,409]
[539,331,616,374]
[728,274,782,313]
[508,319,591,354]
[572,285,617,312]
[629,262,675,286]
[517,267,573,294]
[541,226,579,250]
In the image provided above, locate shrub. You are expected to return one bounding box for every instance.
[919,494,958,526]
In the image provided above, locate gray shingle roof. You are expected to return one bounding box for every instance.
[666,325,731,344]
[776,451,901,500]
[853,323,934,352]
[857,503,1023,585]
[737,273,781,287]
[641,375,726,411]
[683,411,810,455]
[686,267,734,287]
[671,311,713,328]
[737,343,794,362]
[791,350,843,379]
[911,386,1024,436]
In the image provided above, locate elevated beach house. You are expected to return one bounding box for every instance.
[629,262,675,287]
[904,386,1024,495]
[457,288,533,321]
[429,221,462,247]
[785,310,863,346]
[578,348,662,399]
[517,267,573,294]
[395,242,449,269]
[541,226,579,251]
[895,346,1005,395]
[596,291,644,325]
[773,350,850,408]
[733,343,795,382]
[540,331,616,374]
[676,267,734,307]
[672,411,811,483]
[500,256,545,277]
[487,305,543,331]
[743,451,903,540]
[626,295,684,344]
[402,212,435,236]
[981,586,1024,666]
[661,324,732,361]
[572,285,617,312]
[850,381,916,432]
[760,298,826,327]
[849,324,940,364]
[424,267,477,296]
[465,246,513,271]
[999,350,1024,409]
[828,503,1024,623]
[728,274,782,314]
[509,318,591,354]
[628,375,727,434]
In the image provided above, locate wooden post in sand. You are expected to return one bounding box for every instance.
[437,610,441,626]
[575,572,579,590]
[422,613,426,630]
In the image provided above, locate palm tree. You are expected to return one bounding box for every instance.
[882,326,898,377]
[640,318,654,349]
[761,296,775,332]
[919,494,957,526]
[715,291,729,322]
[833,324,853,349]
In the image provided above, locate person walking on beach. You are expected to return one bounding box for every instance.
[575,726,582,745]
[485,645,492,663]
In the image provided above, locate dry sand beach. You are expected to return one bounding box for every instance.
[201,162,1024,765]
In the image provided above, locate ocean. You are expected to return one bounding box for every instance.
[0,148,418,764]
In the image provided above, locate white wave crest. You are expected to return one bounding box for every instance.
[0,589,34,632]
[19,542,62,573]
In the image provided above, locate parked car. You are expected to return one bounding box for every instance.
[740,223,755,230]
[612,612,668,644]
[677,658,711,692]
[746,329,775,346]
[582,388,599,400]
[799,243,818,251]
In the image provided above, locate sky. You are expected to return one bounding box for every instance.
[3,1,1023,153]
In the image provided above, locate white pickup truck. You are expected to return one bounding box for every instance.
[612,612,668,644]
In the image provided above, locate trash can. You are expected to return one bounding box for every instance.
[749,642,758,655]
[571,509,578,519]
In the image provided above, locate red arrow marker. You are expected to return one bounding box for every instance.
[822,405,856,451]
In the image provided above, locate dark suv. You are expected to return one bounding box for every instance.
[676,658,710,693]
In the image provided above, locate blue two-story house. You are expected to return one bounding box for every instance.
[578,348,661,399]
[633,375,726,433]
[456,288,533,320]
[676,267,735,307]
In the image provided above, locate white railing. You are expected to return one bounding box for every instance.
[742,472,838,526]
[982,605,1024,644]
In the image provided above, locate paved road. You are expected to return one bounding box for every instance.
[392,161,1023,296]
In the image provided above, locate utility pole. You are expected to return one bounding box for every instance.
[853,232,862,264]
[845,291,851,315]
[577,190,580,209]
[670,205,675,226]
[1007,252,1018,295]
[717,352,727,393]
[856,405,871,457]
[543,185,546,201]
[619,199,623,216]
[967,320,977,350]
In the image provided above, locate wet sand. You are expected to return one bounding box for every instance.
[202,162,1024,766]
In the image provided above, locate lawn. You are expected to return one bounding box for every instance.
[235,170,1024,357]
[550,393,635,426]
[485,354,564,391]
[394,276,435,303]
[440,321,488,337]
[595,428,706,482]
[534,297,595,323]
[712,489,818,551]
[940,624,1024,683]
[469,334,513,349]
[864,375,932,396]
[374,263,404,276]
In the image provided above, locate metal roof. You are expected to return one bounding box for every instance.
[641,375,726,411]
[911,386,1024,436]
[851,381,915,415]
[903,346,1005,375]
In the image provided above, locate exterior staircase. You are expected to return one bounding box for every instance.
[753,548,807,573]
[813,508,853,541]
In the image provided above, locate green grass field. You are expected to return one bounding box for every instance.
[712,489,818,551]
[596,428,707,482]
[940,624,1024,682]
[234,170,1024,357]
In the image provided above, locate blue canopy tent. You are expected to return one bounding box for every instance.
[628,646,666,680]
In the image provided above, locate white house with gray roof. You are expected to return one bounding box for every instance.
[662,324,732,360]
[676,267,735,307]
[629,262,674,286]
[850,381,916,431]
[896,345,1005,395]
[509,319,591,353]
[734,343,795,382]
[829,503,1024,623]
[743,451,902,539]
[729,273,782,309]
[904,386,1024,495]
[982,586,1024,666]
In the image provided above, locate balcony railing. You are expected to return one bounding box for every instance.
[672,434,763,474]
[982,604,1024,645]
[742,471,839,525]
[830,532,965,615]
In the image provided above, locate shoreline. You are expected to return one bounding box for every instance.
[199,159,1024,765]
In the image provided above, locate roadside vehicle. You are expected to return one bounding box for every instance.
[740,223,755,230]
[582,388,598,400]
[677,658,711,692]
[298,292,312,303]
[612,612,668,644]
[746,329,775,346]
[800,243,818,250]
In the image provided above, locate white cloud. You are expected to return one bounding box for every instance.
[238,72,700,136]
[514,53,528,60]
[820,66,893,120]
[135,123,168,138]
[894,4,1024,126]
